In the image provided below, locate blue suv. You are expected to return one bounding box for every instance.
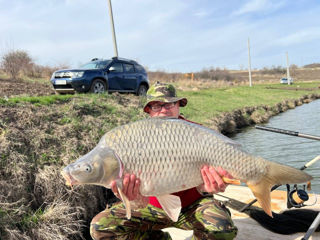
[50,57,149,96]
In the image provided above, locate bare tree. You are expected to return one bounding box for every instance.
[195,67,234,81]
[260,65,286,75]
[289,64,299,77]
[1,50,32,80]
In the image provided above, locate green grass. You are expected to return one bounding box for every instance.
[20,208,44,229]
[1,81,319,125]
[0,92,114,106]
[0,94,74,105]
[180,82,320,124]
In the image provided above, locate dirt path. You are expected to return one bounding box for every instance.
[0,78,55,97]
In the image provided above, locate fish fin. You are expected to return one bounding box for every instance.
[247,179,273,217]
[222,177,241,185]
[157,194,181,222]
[168,118,241,147]
[246,160,313,218]
[117,186,131,219]
[265,160,312,184]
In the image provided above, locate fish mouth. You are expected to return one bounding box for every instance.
[61,170,79,187]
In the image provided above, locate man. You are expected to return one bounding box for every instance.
[90,82,238,240]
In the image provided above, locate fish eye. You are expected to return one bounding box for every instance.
[85,165,92,173]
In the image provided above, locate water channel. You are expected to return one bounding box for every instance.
[231,99,320,194]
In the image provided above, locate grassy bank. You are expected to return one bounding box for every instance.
[0,93,145,240]
[1,81,320,239]
[180,82,320,124]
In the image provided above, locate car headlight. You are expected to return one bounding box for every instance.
[71,71,84,78]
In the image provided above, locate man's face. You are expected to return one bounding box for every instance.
[148,101,180,118]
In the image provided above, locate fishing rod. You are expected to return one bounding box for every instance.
[255,126,320,141]
[236,125,320,240]
[302,213,320,240]
[239,125,320,212]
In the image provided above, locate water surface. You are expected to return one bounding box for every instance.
[231,99,320,193]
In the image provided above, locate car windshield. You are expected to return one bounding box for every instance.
[80,60,111,69]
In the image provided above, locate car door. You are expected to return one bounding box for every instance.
[107,62,124,91]
[122,63,138,90]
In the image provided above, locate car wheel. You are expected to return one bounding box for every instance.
[137,85,148,96]
[90,79,106,94]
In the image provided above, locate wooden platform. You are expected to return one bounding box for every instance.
[164,185,320,240]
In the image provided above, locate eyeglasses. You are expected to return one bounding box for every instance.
[149,102,176,112]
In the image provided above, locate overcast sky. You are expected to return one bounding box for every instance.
[1,0,320,72]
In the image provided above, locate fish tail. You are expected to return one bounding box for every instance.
[266,161,312,185]
[247,161,312,217]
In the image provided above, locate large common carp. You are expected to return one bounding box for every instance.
[61,118,312,222]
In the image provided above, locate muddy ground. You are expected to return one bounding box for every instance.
[0,78,55,98]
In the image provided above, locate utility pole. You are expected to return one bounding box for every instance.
[286,51,290,85]
[107,0,119,57]
[248,38,252,87]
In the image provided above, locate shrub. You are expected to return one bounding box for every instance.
[260,65,286,75]
[26,64,62,79]
[1,49,66,80]
[1,50,33,80]
[195,67,234,81]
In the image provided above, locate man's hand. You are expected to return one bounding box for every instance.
[111,174,148,203]
[199,166,233,194]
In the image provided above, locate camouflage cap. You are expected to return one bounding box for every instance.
[143,82,187,113]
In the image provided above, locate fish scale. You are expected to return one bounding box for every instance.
[62,117,312,219]
[103,118,266,196]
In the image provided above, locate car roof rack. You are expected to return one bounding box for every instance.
[112,56,138,64]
